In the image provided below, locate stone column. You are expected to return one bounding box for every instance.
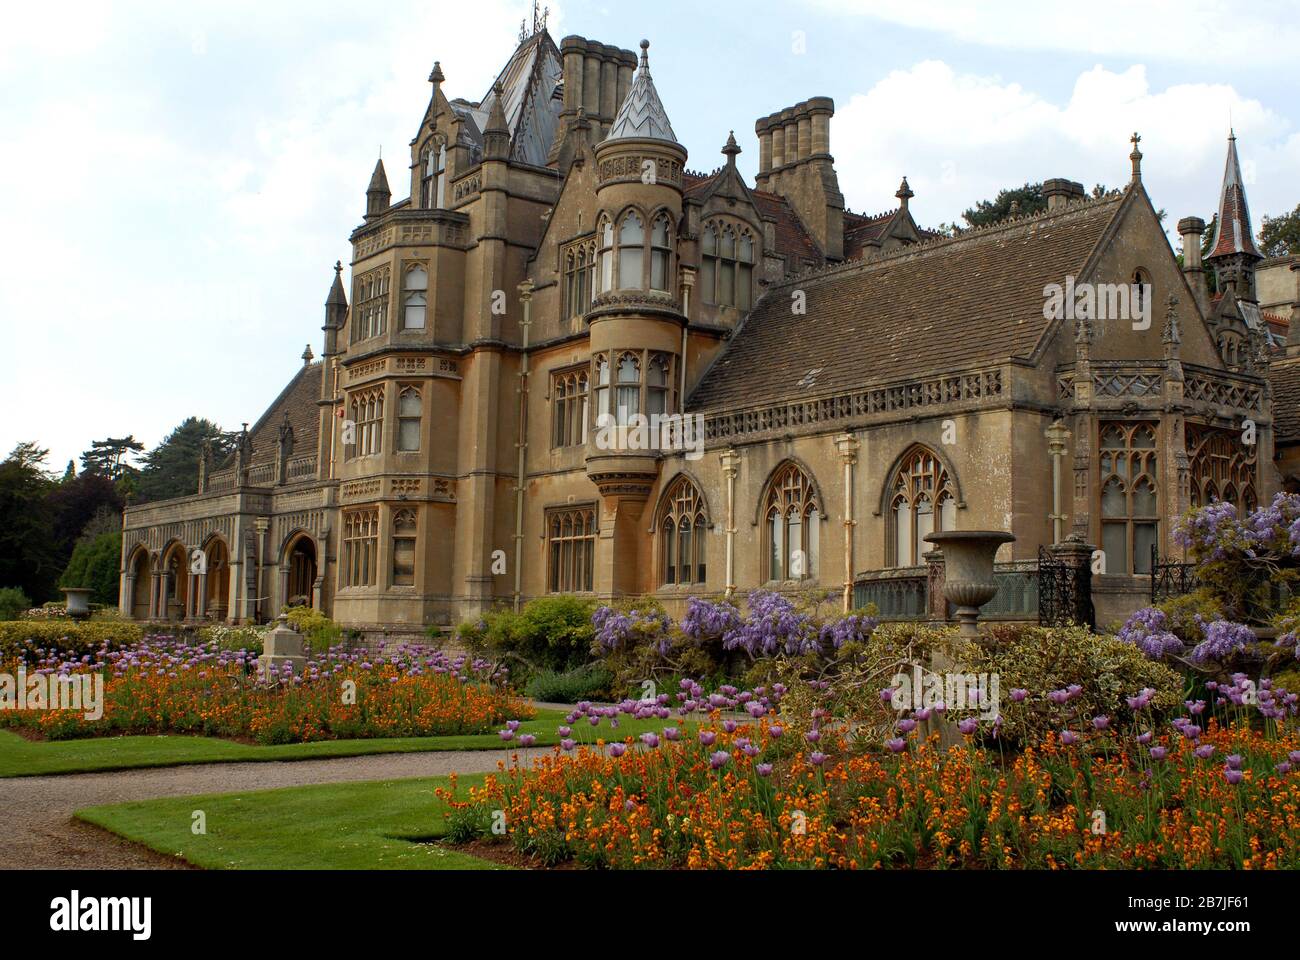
[924,549,947,621]
[835,433,860,612]
[1045,420,1071,544]
[720,448,741,599]
[123,572,136,620]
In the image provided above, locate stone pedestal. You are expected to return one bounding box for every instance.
[258,614,307,678]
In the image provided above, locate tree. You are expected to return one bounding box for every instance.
[81,436,144,481]
[46,472,123,561]
[962,182,1046,228]
[0,444,61,602]
[60,529,122,605]
[137,418,237,503]
[1259,204,1300,258]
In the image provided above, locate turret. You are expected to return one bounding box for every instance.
[365,157,390,220]
[1206,131,1263,302]
[323,261,347,357]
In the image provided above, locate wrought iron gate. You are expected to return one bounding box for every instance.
[1037,545,1095,629]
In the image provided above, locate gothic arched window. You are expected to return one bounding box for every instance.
[391,508,417,587]
[597,218,614,293]
[1188,424,1256,515]
[614,351,641,424]
[403,266,427,330]
[888,447,956,567]
[422,141,446,209]
[1098,422,1159,574]
[396,386,421,452]
[660,476,707,585]
[701,221,755,309]
[764,462,819,582]
[564,241,596,318]
[618,212,644,290]
[650,212,672,292]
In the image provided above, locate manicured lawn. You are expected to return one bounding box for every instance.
[0,708,670,777]
[77,774,500,870]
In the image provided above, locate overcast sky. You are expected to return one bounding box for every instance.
[2,0,1297,473]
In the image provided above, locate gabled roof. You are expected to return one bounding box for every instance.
[216,362,323,470]
[1208,132,1262,261]
[604,40,677,145]
[1270,357,1300,447]
[688,193,1125,412]
[681,172,823,268]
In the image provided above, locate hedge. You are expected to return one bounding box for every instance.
[0,620,144,660]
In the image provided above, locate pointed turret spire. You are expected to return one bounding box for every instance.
[1207,131,1263,301]
[326,261,347,311]
[1208,131,1262,260]
[484,81,511,160]
[896,177,914,211]
[722,130,740,168]
[428,61,444,86]
[365,156,391,219]
[1129,132,1142,183]
[605,40,678,144]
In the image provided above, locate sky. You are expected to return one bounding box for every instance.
[2,0,1298,473]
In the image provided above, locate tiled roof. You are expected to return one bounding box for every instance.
[1270,358,1300,446]
[688,194,1125,412]
[681,172,823,269]
[843,209,895,259]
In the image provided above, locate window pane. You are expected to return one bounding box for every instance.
[1132,477,1157,516]
[806,509,819,578]
[651,250,668,291]
[619,247,643,289]
[399,391,421,417]
[398,419,420,451]
[737,264,752,310]
[769,513,782,580]
[895,501,912,567]
[1101,478,1126,518]
[679,519,692,584]
[405,267,428,291]
[393,538,415,586]
[1133,523,1157,574]
[700,259,716,305]
[939,495,956,531]
[719,261,735,306]
[1102,522,1127,574]
[652,215,669,247]
[788,512,802,578]
[620,214,643,244]
[915,497,934,552]
[664,520,675,584]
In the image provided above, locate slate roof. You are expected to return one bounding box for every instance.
[688,193,1126,412]
[458,30,565,167]
[216,362,323,469]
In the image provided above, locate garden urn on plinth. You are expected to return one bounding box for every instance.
[259,614,307,679]
[61,588,93,622]
[923,531,1015,640]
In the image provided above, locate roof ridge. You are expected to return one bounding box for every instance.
[772,189,1125,289]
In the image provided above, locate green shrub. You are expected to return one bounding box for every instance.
[282,606,341,652]
[59,531,122,606]
[524,662,615,703]
[456,596,596,677]
[973,623,1186,745]
[0,587,31,622]
[198,623,267,655]
[1155,588,1223,645]
[0,620,144,660]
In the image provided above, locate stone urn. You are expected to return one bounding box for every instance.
[61,587,93,622]
[923,531,1015,639]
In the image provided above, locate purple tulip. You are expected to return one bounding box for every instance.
[958,718,978,736]
[1010,688,1028,703]
[1092,716,1110,731]
[561,738,576,751]
[1224,768,1244,785]
[1194,744,1215,760]
[709,750,731,770]
[1276,762,1292,775]
[756,763,773,777]
[663,727,680,741]
[609,743,627,758]
[1060,730,1078,746]
[1137,731,1153,745]
[1225,754,1244,770]
[518,734,536,747]
[498,729,514,742]
[506,720,521,731]
[767,724,783,739]
[886,738,906,753]
[809,751,827,766]
[557,726,571,737]
[699,731,716,746]
[896,719,917,734]
[1149,746,1168,761]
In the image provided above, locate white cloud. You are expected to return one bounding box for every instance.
[833,60,1293,232]
[808,0,1300,64]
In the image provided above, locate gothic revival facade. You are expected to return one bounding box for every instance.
[119,27,1295,634]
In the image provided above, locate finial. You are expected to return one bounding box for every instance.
[334,260,342,276]
[639,39,650,73]
[428,61,444,85]
[895,176,914,209]
[722,130,741,166]
[302,343,315,366]
[1130,131,1143,183]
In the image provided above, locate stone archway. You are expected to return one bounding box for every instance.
[285,536,317,610]
[161,542,189,622]
[204,537,231,621]
[129,549,151,621]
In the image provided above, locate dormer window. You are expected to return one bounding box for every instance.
[422,141,446,209]
[701,221,754,309]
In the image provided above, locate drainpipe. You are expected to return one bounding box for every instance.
[679,268,695,405]
[328,358,340,480]
[513,280,535,612]
[720,448,740,599]
[835,433,860,612]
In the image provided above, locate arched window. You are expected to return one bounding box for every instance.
[547,506,596,593]
[1098,422,1159,574]
[347,387,384,459]
[618,212,644,290]
[403,266,427,330]
[647,353,670,416]
[593,354,610,422]
[391,509,417,586]
[564,241,596,318]
[422,141,446,209]
[660,477,707,585]
[597,218,614,293]
[650,212,671,292]
[551,367,589,448]
[342,509,379,587]
[701,221,755,309]
[1132,269,1150,320]
[351,268,390,343]
[764,462,819,581]
[1187,424,1256,515]
[615,352,640,424]
[396,386,421,452]
[888,447,957,567]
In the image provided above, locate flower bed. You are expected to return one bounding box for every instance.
[441,679,1300,870]
[0,635,529,744]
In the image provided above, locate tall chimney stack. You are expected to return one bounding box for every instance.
[1179,216,1208,314]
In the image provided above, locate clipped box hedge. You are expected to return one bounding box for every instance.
[0,620,144,660]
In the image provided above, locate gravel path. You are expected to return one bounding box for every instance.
[0,747,550,870]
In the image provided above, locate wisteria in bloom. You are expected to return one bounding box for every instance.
[591,606,673,655]
[818,611,880,650]
[1173,499,1241,560]
[679,596,742,644]
[1116,607,1185,660]
[721,590,819,657]
[1189,617,1254,664]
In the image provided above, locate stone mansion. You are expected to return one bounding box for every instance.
[119,25,1300,634]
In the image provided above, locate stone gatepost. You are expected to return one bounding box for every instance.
[259,613,307,678]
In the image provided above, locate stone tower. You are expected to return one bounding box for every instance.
[1206,131,1263,302]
